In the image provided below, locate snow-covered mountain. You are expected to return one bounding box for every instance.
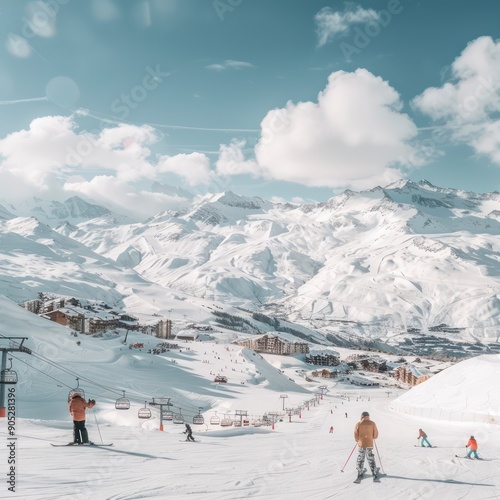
[2,195,124,226]
[1,181,499,342]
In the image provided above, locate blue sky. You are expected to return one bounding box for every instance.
[1,0,500,219]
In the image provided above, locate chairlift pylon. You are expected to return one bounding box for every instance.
[138,401,152,419]
[115,390,130,410]
[0,358,17,385]
[67,377,85,402]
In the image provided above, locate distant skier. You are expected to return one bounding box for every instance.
[329,426,334,433]
[466,435,479,459]
[354,411,379,479]
[184,423,195,441]
[345,412,348,418]
[417,428,433,447]
[68,394,95,445]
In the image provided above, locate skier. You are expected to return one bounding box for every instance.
[417,428,432,447]
[466,435,479,459]
[354,411,379,480]
[68,394,95,445]
[329,426,334,433]
[184,423,195,441]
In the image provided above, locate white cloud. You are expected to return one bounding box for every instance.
[64,176,189,220]
[157,152,212,186]
[413,36,500,165]
[206,60,254,71]
[315,4,380,46]
[0,115,207,219]
[215,140,260,177]
[253,69,418,189]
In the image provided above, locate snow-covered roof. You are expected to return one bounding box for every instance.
[408,364,431,378]
[307,347,340,357]
[239,332,309,345]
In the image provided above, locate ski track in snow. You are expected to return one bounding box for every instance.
[0,295,499,499]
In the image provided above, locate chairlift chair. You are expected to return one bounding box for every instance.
[173,413,185,424]
[209,412,220,425]
[0,358,17,385]
[115,391,131,410]
[220,415,233,427]
[163,410,174,421]
[138,401,152,419]
[67,378,85,402]
[193,409,204,425]
[253,419,262,427]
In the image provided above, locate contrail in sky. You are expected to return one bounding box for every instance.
[0,96,48,105]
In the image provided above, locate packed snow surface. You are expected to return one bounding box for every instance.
[0,295,499,499]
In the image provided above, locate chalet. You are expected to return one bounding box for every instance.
[305,348,340,366]
[393,364,432,386]
[345,354,387,373]
[44,306,118,334]
[344,375,380,386]
[311,368,340,379]
[233,333,309,355]
[44,308,85,332]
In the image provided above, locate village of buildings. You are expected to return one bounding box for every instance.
[20,294,445,389]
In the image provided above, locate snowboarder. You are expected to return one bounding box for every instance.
[466,435,479,459]
[417,428,432,447]
[354,411,379,479]
[68,394,95,445]
[184,423,195,441]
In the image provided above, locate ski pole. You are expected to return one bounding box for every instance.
[374,440,385,475]
[340,444,357,472]
[92,407,104,444]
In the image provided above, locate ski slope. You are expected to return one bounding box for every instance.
[0,295,499,499]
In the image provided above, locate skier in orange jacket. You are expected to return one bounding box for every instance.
[466,436,479,459]
[417,428,432,447]
[68,394,95,445]
[354,411,379,479]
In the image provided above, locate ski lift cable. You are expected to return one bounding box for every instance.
[9,353,73,389]
[11,349,205,409]
[5,337,213,412]
[21,349,125,397]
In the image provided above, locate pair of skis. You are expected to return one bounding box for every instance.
[455,455,487,460]
[51,442,113,447]
[353,468,381,483]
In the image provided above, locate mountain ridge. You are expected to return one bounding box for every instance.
[1,180,499,341]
